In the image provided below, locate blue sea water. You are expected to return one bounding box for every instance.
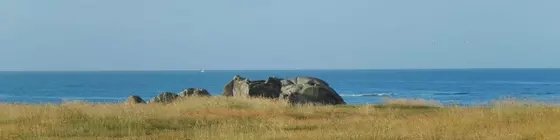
[1,69,560,105]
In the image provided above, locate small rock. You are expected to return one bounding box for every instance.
[179,88,211,97]
[148,92,179,104]
[124,95,146,104]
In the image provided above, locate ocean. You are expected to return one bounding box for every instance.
[1,69,560,105]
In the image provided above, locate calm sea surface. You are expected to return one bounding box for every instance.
[1,69,560,105]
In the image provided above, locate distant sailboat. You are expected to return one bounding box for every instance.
[200,69,205,73]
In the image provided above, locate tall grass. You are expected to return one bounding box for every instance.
[1,97,559,140]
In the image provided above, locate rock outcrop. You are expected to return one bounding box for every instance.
[222,75,282,98]
[148,92,179,104]
[124,95,146,104]
[222,75,240,96]
[123,75,345,105]
[222,75,346,105]
[179,88,211,97]
[279,77,346,105]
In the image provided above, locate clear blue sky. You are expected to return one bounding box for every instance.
[1,0,558,71]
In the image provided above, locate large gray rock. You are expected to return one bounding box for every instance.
[222,75,282,98]
[222,75,346,105]
[148,92,179,104]
[179,88,211,97]
[222,75,241,96]
[279,77,346,105]
[124,95,146,104]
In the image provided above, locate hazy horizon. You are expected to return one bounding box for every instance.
[3,67,560,72]
[1,0,558,71]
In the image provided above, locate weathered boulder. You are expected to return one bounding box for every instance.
[221,75,345,105]
[179,88,211,97]
[279,77,346,105]
[148,92,179,104]
[222,75,282,98]
[221,75,241,96]
[124,95,146,104]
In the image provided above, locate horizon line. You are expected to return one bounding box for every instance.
[1,67,560,72]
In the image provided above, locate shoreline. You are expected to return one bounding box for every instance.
[1,95,557,107]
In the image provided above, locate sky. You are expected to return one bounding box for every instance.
[0,0,558,71]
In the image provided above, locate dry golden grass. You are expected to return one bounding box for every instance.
[1,97,559,140]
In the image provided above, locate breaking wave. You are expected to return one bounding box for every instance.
[1,95,123,100]
[433,92,471,95]
[484,81,560,85]
[519,92,555,95]
[340,93,395,97]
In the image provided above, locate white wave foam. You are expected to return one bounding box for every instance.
[3,96,123,100]
[485,81,560,85]
[59,97,124,100]
[340,93,395,97]
[433,92,470,95]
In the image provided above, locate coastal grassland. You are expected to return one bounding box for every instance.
[0,97,559,140]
